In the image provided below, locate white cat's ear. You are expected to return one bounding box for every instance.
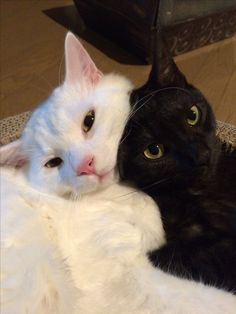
[0,139,28,168]
[64,32,103,86]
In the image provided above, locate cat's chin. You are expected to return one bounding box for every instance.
[72,169,116,195]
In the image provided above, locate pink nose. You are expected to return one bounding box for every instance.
[76,156,95,176]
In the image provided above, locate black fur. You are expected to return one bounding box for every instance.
[118,31,236,293]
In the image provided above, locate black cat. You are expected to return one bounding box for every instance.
[118,31,236,293]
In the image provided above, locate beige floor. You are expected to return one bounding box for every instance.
[0,0,236,125]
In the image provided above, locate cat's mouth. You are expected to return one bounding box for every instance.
[81,168,114,184]
[71,169,115,195]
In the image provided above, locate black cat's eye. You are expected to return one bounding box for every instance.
[82,110,95,133]
[187,105,200,126]
[144,144,164,160]
[44,157,63,168]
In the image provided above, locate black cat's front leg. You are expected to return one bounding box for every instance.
[148,238,236,294]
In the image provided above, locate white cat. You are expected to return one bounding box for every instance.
[1,32,236,314]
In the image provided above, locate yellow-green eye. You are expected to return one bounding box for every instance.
[187,105,200,126]
[144,144,164,160]
[82,110,95,133]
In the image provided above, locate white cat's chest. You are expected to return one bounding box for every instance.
[2,169,236,314]
[51,194,236,314]
[50,184,165,290]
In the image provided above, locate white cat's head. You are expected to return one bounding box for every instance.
[0,33,133,196]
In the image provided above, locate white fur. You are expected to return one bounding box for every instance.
[0,168,78,314]
[1,32,235,313]
[42,182,236,314]
[22,73,132,196]
[2,168,236,314]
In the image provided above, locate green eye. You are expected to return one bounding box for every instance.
[187,105,200,126]
[83,110,95,133]
[144,144,164,160]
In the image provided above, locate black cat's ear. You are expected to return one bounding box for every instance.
[147,29,188,89]
[130,29,189,107]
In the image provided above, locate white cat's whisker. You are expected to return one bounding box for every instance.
[37,73,54,90]
[58,52,65,85]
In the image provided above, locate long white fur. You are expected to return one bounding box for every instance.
[1,32,236,314]
[1,168,78,314]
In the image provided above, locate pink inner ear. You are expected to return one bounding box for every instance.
[84,64,103,85]
[0,140,28,168]
[65,32,103,86]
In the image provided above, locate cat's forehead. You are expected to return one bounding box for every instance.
[154,90,194,109]
[53,73,132,115]
[135,88,202,119]
[22,73,133,150]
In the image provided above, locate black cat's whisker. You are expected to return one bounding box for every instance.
[127,95,154,121]
[135,86,192,107]
[113,180,169,199]
[119,127,132,145]
[116,166,205,201]
[125,91,158,122]
[142,165,204,192]
[141,177,172,191]
[113,189,144,199]
[115,174,185,200]
[125,92,158,123]
[127,86,193,122]
[115,175,180,199]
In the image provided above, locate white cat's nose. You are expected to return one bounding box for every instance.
[76,156,95,176]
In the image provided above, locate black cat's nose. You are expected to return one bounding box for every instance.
[188,155,208,167]
[174,144,210,168]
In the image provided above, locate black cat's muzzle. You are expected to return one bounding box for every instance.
[174,143,211,170]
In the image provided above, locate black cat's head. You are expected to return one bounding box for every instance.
[118,31,218,191]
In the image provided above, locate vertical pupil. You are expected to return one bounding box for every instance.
[149,145,160,155]
[189,110,196,120]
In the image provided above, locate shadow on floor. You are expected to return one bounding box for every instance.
[43,5,144,65]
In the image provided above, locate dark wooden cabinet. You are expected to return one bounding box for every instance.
[74,0,236,62]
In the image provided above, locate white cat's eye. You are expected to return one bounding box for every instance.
[44,157,63,168]
[82,110,95,133]
[144,144,164,160]
[187,105,200,126]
